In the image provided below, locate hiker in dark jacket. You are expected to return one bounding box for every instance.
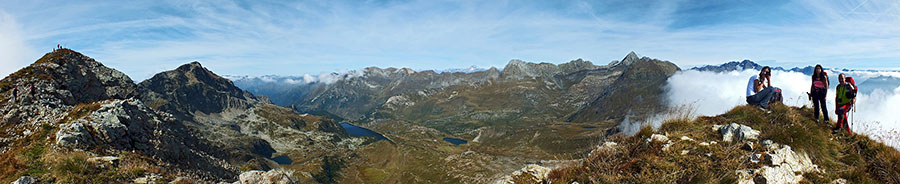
[11,86,17,102]
[809,65,830,123]
[833,74,856,134]
[746,66,781,110]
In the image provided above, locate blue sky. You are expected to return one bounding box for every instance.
[1,0,899,80]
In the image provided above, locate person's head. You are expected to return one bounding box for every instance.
[760,66,771,78]
[814,65,823,75]
[838,73,845,84]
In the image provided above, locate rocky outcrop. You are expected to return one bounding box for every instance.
[738,140,820,184]
[715,123,760,142]
[10,176,36,184]
[496,164,552,184]
[56,99,162,150]
[139,62,258,116]
[234,169,297,184]
[54,98,237,179]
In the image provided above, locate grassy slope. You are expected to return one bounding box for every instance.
[0,101,162,183]
[541,104,900,183]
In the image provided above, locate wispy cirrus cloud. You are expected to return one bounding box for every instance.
[0,0,898,80]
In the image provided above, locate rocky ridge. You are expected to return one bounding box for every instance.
[500,104,900,183]
[0,49,359,183]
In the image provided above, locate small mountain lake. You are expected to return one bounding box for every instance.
[341,122,388,141]
[271,155,292,165]
[443,137,468,145]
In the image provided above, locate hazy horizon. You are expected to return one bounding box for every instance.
[2,0,900,80]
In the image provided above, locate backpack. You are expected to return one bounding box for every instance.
[845,77,857,99]
[769,87,783,104]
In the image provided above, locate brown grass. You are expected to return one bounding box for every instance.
[542,104,900,183]
[60,101,106,123]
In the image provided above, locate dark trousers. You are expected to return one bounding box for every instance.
[747,87,776,108]
[835,104,852,134]
[812,89,829,122]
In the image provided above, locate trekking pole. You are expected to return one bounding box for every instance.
[851,104,855,131]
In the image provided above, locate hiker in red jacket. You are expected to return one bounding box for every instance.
[809,65,830,124]
[833,74,857,134]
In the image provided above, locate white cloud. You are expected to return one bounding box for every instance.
[664,69,900,148]
[2,1,899,81]
[0,11,34,78]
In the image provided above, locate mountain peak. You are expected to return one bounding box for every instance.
[176,61,203,70]
[622,51,640,65]
[139,61,256,114]
[0,48,136,105]
[690,60,762,72]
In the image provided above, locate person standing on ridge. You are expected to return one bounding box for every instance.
[11,86,17,102]
[833,74,857,134]
[746,66,781,111]
[809,65,830,124]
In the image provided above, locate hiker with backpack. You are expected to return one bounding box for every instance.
[833,73,857,134]
[809,65,830,123]
[746,66,782,111]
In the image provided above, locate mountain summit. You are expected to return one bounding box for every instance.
[0,49,136,106]
[139,61,259,116]
[1,49,359,183]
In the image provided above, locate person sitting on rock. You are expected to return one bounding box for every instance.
[746,66,781,111]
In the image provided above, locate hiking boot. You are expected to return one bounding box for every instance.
[756,106,771,114]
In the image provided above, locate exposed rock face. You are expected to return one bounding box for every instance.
[0,49,135,106]
[716,123,760,142]
[234,169,297,184]
[1,49,358,182]
[56,99,159,150]
[496,164,552,184]
[737,140,820,184]
[0,49,137,125]
[54,98,237,179]
[139,61,257,116]
[568,52,681,123]
[500,59,601,80]
[10,176,36,184]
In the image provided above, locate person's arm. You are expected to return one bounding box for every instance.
[754,79,761,93]
[766,75,772,88]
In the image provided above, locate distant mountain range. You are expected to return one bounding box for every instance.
[231,51,680,126]
[4,49,896,183]
[690,60,900,94]
[689,59,816,75]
